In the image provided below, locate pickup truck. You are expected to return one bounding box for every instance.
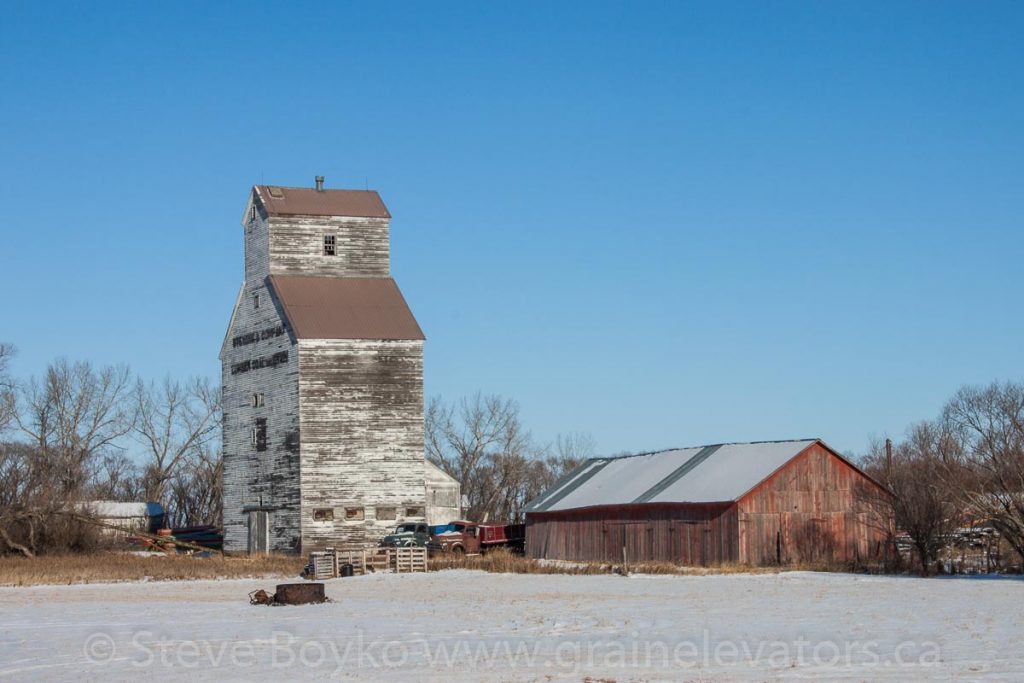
[426,520,525,555]
[379,522,431,548]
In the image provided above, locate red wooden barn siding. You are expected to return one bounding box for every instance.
[736,442,888,565]
[526,503,738,564]
[526,443,891,566]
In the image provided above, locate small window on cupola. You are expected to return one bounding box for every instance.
[253,293,261,309]
[323,235,336,256]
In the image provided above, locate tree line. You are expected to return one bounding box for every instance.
[858,380,1024,575]
[4,339,1021,572]
[0,344,221,557]
[0,344,586,556]
[425,393,592,523]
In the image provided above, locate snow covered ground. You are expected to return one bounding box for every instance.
[0,569,1021,682]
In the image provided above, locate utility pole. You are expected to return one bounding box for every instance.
[885,438,893,483]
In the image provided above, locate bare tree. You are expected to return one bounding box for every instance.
[131,376,220,503]
[0,355,229,555]
[511,432,594,514]
[0,442,37,555]
[488,451,585,522]
[165,443,222,528]
[0,440,101,557]
[853,438,899,570]
[15,360,133,499]
[862,422,960,575]
[942,381,1024,564]
[426,393,532,519]
[0,343,15,433]
[0,360,131,556]
[552,431,594,468]
[426,394,594,521]
[87,452,142,502]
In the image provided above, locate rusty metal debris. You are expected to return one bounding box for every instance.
[248,589,272,606]
[249,583,328,606]
[274,583,326,605]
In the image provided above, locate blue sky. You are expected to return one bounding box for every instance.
[1,2,1021,457]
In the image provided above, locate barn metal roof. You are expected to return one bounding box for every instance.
[268,275,424,340]
[254,185,391,218]
[525,439,820,512]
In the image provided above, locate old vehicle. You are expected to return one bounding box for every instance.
[379,522,431,547]
[427,520,525,555]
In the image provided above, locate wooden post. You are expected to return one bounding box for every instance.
[885,438,893,483]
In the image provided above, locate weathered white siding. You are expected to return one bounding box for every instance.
[297,338,426,550]
[223,185,425,555]
[425,460,462,526]
[220,276,301,554]
[244,209,271,282]
[269,216,390,278]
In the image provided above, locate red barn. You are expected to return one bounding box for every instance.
[525,439,889,566]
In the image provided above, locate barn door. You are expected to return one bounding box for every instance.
[625,524,653,563]
[602,522,619,562]
[248,511,270,555]
[670,521,713,566]
[603,522,651,564]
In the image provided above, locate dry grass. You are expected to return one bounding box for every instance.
[429,549,607,575]
[0,552,306,587]
[426,548,824,576]
[0,550,865,587]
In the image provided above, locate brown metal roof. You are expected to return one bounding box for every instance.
[268,276,424,340]
[254,185,391,218]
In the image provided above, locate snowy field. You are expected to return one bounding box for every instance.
[0,569,1021,682]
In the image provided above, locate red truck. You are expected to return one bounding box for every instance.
[427,520,525,555]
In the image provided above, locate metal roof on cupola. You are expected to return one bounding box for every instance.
[242,176,391,223]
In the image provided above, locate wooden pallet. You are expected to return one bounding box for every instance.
[309,552,336,580]
[310,546,428,577]
[393,547,427,573]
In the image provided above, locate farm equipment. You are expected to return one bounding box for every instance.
[379,522,431,548]
[129,524,224,554]
[427,520,525,555]
[62,511,224,555]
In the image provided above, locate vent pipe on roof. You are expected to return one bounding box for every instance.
[315,175,325,191]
